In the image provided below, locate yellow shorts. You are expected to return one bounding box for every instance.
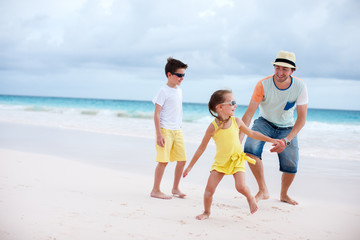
[155,128,187,163]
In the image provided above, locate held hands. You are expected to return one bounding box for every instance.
[270,139,286,153]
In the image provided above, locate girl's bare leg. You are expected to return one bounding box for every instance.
[196,171,224,220]
[233,172,258,214]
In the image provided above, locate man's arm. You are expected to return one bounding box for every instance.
[270,104,308,153]
[239,99,260,143]
[286,104,307,141]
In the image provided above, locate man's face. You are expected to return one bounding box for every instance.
[274,65,295,82]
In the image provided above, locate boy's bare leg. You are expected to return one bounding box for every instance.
[172,161,186,198]
[196,171,224,220]
[280,173,298,205]
[151,162,172,199]
[233,172,258,214]
[247,154,270,202]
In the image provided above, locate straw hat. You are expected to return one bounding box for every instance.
[272,50,297,69]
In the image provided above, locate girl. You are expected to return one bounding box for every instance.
[183,90,282,220]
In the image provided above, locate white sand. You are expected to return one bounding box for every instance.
[0,123,359,240]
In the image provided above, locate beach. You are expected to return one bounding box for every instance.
[0,120,359,240]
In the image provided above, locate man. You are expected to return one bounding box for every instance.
[241,50,308,205]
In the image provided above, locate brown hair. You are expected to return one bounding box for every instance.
[208,89,232,119]
[165,57,188,77]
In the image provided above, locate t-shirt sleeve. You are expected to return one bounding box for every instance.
[251,81,265,103]
[296,84,308,105]
[152,88,166,106]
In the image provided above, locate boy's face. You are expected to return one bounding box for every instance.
[167,68,186,87]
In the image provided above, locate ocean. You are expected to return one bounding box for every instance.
[0,94,359,165]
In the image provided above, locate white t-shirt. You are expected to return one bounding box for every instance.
[152,85,183,130]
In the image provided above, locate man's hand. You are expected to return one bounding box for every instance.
[270,139,286,153]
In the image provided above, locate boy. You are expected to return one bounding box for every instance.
[151,57,188,199]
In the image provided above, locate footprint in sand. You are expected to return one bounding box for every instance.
[272,206,290,213]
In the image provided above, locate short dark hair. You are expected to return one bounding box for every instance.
[165,57,188,76]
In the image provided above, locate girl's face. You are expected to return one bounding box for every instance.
[218,93,237,116]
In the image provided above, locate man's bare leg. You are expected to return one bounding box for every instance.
[280,172,298,205]
[151,162,172,199]
[172,161,186,198]
[247,154,270,202]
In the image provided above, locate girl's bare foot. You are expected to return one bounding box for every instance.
[196,212,210,220]
[150,191,172,200]
[248,196,258,214]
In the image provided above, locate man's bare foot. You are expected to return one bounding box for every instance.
[280,194,298,205]
[255,190,270,202]
[247,196,258,214]
[150,191,172,200]
[196,212,210,220]
[172,189,186,198]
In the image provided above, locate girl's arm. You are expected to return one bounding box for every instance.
[183,123,215,178]
[236,117,281,145]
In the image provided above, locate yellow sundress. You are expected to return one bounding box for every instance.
[211,116,256,175]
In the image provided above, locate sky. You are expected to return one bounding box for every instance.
[0,0,360,110]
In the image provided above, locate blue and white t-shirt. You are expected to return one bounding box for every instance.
[251,75,308,127]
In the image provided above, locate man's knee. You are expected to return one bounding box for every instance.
[280,165,297,174]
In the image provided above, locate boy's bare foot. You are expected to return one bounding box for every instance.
[172,189,186,198]
[255,190,270,202]
[196,212,210,220]
[150,191,172,200]
[280,194,298,205]
[247,196,258,214]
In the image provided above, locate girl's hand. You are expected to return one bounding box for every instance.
[183,167,192,178]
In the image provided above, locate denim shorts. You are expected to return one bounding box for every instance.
[244,117,299,173]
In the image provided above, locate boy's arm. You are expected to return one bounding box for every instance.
[154,104,164,147]
[183,123,214,177]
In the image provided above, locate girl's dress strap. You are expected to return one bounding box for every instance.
[231,116,239,128]
[211,119,219,131]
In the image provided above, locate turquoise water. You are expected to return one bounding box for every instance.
[0,94,359,125]
[1,94,359,163]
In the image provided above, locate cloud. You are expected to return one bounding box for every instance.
[0,0,359,109]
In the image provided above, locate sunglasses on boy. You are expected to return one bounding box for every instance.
[172,73,185,78]
[220,101,237,106]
